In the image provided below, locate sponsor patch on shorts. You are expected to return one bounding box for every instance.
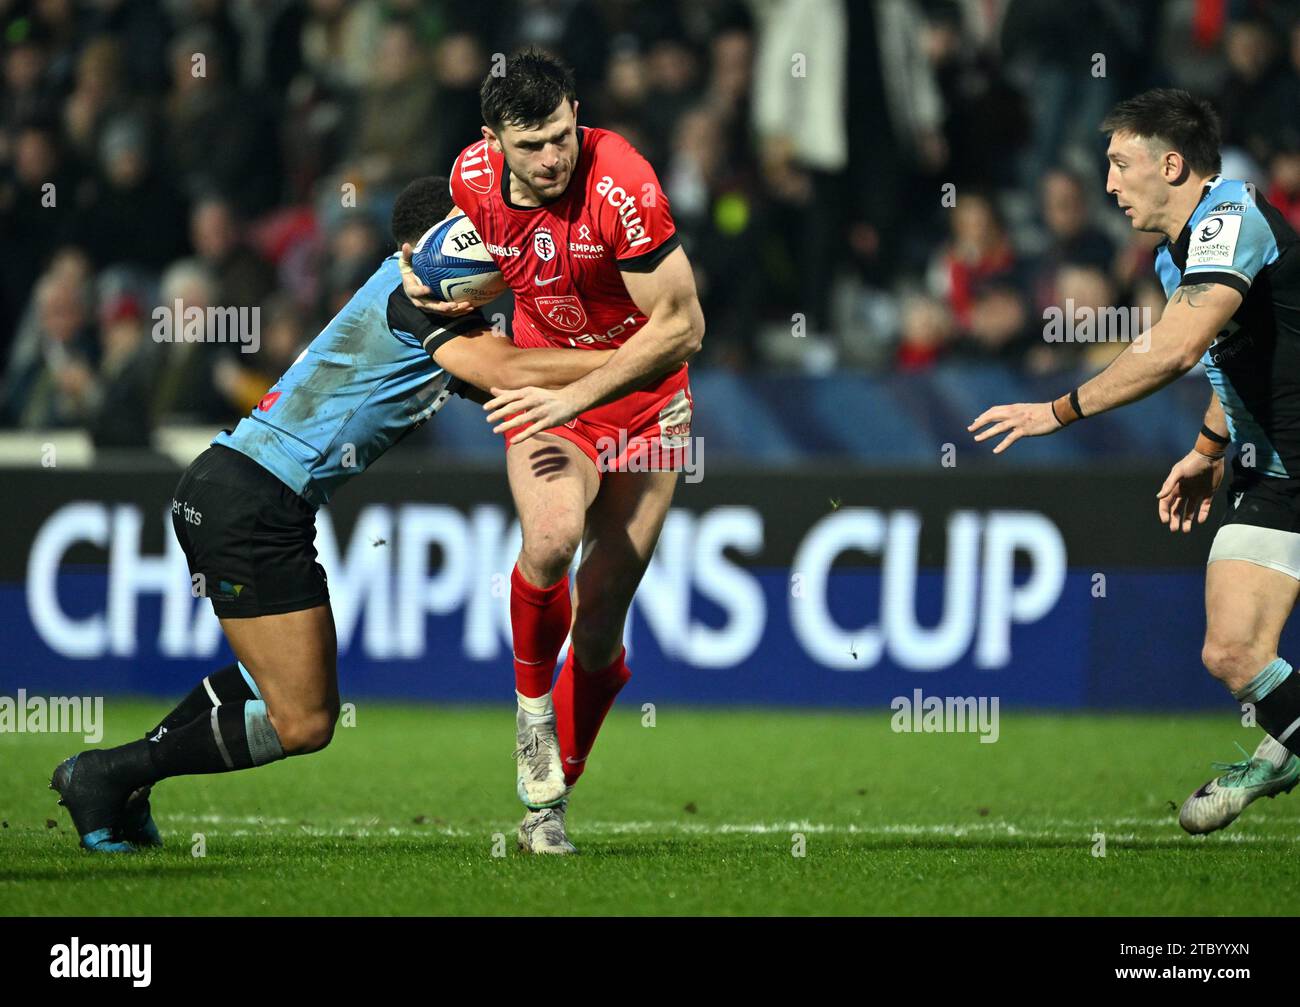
[657,389,692,449]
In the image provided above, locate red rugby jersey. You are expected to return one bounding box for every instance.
[448,127,683,360]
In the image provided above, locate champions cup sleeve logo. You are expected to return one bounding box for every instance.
[458,141,494,195]
[257,390,281,412]
[1186,213,1243,270]
[536,295,588,332]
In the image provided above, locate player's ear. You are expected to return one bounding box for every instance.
[1163,150,1187,184]
[482,125,501,152]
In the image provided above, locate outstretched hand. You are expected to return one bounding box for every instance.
[968,401,1062,454]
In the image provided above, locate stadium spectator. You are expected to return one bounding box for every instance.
[299,0,386,93]
[0,122,78,357]
[753,0,850,350]
[150,258,235,423]
[163,26,278,213]
[666,104,762,368]
[212,294,308,418]
[428,31,491,179]
[1,24,59,129]
[0,266,97,429]
[342,17,436,193]
[77,114,188,271]
[1030,168,1117,331]
[83,0,171,95]
[1267,139,1300,232]
[1217,16,1298,169]
[922,0,1029,191]
[30,0,88,90]
[320,215,385,320]
[963,284,1033,362]
[85,290,158,450]
[1038,168,1116,273]
[929,192,1021,331]
[895,293,954,371]
[62,35,130,162]
[189,195,276,311]
[1000,0,1149,186]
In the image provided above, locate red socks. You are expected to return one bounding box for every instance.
[509,564,572,698]
[553,646,631,786]
[511,563,630,786]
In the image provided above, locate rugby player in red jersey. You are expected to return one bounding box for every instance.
[401,48,703,853]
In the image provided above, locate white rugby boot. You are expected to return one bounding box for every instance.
[518,794,577,855]
[514,706,567,809]
[1180,739,1300,835]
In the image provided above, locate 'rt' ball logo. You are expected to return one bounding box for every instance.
[533,229,556,262]
[1198,217,1224,241]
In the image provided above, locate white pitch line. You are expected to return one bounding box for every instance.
[155,814,1300,843]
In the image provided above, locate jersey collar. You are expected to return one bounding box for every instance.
[1160,173,1224,261]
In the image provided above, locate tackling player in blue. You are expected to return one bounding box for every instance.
[49,176,613,852]
[969,88,1300,834]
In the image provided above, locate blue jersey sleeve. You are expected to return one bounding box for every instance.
[1183,184,1281,295]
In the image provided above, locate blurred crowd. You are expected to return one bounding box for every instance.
[1,0,1299,447]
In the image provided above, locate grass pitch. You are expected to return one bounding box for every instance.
[2,701,1298,916]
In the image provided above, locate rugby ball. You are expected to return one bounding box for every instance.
[410,212,506,305]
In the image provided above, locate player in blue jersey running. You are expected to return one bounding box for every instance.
[50,176,615,852]
[969,89,1300,834]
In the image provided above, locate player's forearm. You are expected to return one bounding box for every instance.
[1192,393,1231,458]
[506,347,614,390]
[561,308,702,410]
[434,327,612,394]
[1060,322,1202,421]
[1202,394,1227,438]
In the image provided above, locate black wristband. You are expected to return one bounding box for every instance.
[1200,424,1230,446]
[1069,387,1085,419]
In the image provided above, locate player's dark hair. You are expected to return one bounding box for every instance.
[390,175,453,247]
[1100,88,1222,177]
[480,46,577,131]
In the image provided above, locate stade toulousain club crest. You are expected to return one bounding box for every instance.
[533,228,557,261]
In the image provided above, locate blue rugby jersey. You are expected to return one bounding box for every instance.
[214,254,482,506]
[1153,176,1300,478]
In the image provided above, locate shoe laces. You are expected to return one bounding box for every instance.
[512,733,536,762]
[1211,742,1264,786]
[513,726,557,763]
[524,802,566,833]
